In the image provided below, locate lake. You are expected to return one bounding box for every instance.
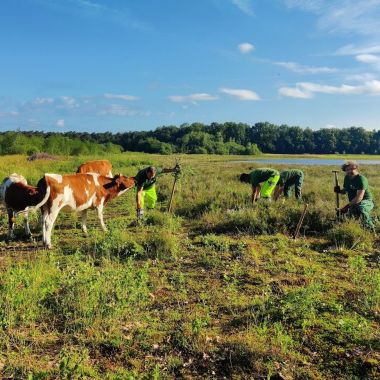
[231,158,380,166]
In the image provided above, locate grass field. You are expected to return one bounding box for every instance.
[0,153,379,379]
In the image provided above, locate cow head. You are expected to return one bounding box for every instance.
[113,174,136,193]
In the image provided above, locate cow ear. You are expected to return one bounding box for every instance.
[114,174,122,184]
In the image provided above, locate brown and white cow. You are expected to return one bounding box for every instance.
[0,173,44,239]
[76,160,113,177]
[20,173,135,248]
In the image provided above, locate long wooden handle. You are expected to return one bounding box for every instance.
[293,203,309,239]
[333,171,341,219]
[167,176,178,213]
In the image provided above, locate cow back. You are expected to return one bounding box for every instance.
[76,160,113,177]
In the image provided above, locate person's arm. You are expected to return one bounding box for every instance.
[161,164,181,174]
[273,185,283,201]
[349,190,365,205]
[340,189,365,213]
[136,187,143,209]
[161,167,175,174]
[252,185,261,203]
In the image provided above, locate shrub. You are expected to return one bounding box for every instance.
[144,231,180,260]
[200,234,230,252]
[42,256,151,334]
[328,220,374,251]
[145,210,182,231]
[0,256,60,329]
[95,229,144,260]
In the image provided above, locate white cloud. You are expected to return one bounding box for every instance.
[168,93,219,103]
[59,96,78,109]
[0,111,19,117]
[231,0,254,15]
[335,44,380,56]
[220,87,260,100]
[345,73,378,82]
[56,119,65,128]
[32,97,54,105]
[238,42,255,54]
[356,54,380,64]
[9,94,151,121]
[104,93,139,101]
[283,0,380,36]
[279,79,380,98]
[275,61,338,74]
[98,104,150,117]
[355,54,380,72]
[278,86,313,99]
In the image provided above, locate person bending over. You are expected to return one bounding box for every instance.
[135,165,179,220]
[274,169,304,201]
[240,168,280,203]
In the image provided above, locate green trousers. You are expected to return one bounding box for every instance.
[284,174,304,200]
[140,185,157,209]
[348,200,375,230]
[260,175,280,198]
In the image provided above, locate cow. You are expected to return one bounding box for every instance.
[0,173,44,240]
[76,160,113,177]
[19,173,135,248]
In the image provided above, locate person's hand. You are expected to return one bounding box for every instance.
[174,163,181,174]
[340,204,350,214]
[334,185,341,193]
[136,208,144,220]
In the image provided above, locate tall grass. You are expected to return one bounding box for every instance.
[0,153,379,379]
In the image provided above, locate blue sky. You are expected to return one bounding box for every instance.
[1,0,380,132]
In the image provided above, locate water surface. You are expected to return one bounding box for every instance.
[231,158,380,166]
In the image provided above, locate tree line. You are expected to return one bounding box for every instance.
[1,122,380,155]
[0,132,122,156]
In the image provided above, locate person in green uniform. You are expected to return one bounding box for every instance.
[334,161,375,230]
[135,165,179,220]
[240,168,280,202]
[274,169,304,200]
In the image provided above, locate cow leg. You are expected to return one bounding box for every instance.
[23,213,32,238]
[42,207,48,245]
[81,210,88,235]
[44,209,60,249]
[7,208,15,240]
[97,204,108,232]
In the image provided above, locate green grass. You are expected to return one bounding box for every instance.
[0,153,379,379]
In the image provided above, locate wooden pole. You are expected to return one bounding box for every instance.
[167,174,178,213]
[332,170,341,220]
[293,203,309,239]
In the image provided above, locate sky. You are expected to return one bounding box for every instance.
[1,0,380,132]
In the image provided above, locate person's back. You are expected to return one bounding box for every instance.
[240,168,279,201]
[275,169,304,200]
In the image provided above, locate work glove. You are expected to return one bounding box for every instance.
[339,204,351,214]
[174,163,181,174]
[334,185,341,193]
[136,208,144,220]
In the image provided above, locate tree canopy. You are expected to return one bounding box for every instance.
[1,122,379,155]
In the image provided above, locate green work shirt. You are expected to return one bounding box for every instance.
[135,167,162,190]
[250,168,279,187]
[343,174,373,202]
[278,169,304,186]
